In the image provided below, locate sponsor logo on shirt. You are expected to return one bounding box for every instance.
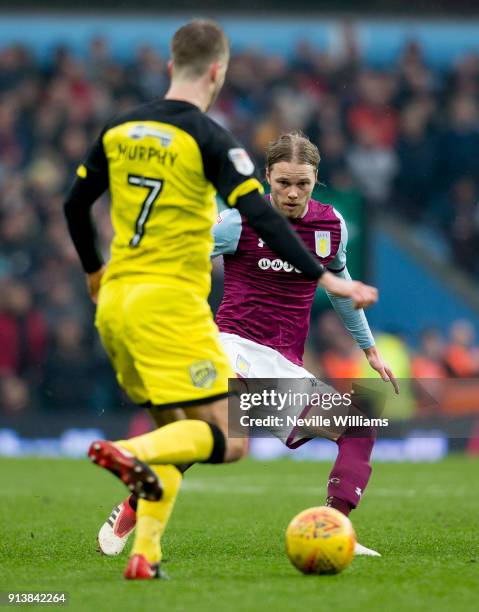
[128,124,173,146]
[227,148,255,176]
[258,258,301,273]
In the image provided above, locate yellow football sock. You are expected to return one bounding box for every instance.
[130,464,182,564]
[117,419,221,465]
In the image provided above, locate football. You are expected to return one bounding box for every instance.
[285,506,356,575]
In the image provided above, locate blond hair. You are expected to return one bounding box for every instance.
[266,131,320,170]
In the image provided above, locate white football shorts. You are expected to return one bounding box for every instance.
[219,332,339,448]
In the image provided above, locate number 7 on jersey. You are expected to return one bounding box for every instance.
[128,174,164,247]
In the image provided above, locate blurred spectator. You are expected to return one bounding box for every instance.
[395,40,437,106]
[305,94,345,147]
[437,96,479,190]
[86,36,112,84]
[0,375,32,416]
[444,176,479,275]
[410,328,448,416]
[0,280,47,379]
[346,127,398,206]
[316,130,348,186]
[130,45,168,100]
[347,71,399,148]
[41,317,92,411]
[316,312,362,378]
[60,127,89,176]
[411,328,448,379]
[448,53,479,99]
[394,101,438,222]
[444,319,479,377]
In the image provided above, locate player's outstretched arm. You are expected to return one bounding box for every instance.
[363,345,400,394]
[318,271,378,310]
[325,266,399,393]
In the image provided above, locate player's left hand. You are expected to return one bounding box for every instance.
[363,346,399,394]
[86,265,106,304]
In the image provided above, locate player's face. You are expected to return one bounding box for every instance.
[267,162,317,218]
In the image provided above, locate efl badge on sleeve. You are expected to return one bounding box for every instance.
[227,148,255,175]
[315,231,331,257]
[189,360,217,389]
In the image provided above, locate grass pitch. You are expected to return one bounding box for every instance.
[1,456,478,611]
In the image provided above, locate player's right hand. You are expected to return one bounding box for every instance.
[318,271,378,309]
[86,265,106,304]
[348,281,378,309]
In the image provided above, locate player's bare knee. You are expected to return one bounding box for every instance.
[184,398,241,464]
[148,407,186,428]
[223,437,246,463]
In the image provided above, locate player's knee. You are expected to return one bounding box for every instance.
[201,422,245,464]
[223,437,246,463]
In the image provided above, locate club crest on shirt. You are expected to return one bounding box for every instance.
[315,231,331,257]
[189,360,217,389]
[235,354,251,377]
[227,148,254,176]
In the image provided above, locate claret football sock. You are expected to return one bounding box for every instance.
[326,496,353,517]
[131,464,182,564]
[117,420,226,465]
[326,426,376,510]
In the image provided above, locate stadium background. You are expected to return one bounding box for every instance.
[1,5,479,460]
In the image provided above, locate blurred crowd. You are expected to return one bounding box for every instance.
[1,29,479,417]
[315,314,479,381]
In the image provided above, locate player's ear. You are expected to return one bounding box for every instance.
[210,62,219,83]
[265,167,271,184]
[167,60,174,77]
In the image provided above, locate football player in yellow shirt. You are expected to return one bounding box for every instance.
[64,19,377,579]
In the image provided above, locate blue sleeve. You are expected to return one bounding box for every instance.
[325,209,375,349]
[211,208,243,258]
[326,267,375,349]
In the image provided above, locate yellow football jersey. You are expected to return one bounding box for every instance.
[76,99,263,297]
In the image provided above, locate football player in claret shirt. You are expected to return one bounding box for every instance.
[97,132,397,560]
[64,20,378,579]
[214,132,399,556]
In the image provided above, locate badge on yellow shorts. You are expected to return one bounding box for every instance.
[189,360,217,389]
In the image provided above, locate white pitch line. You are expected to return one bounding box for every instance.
[181,481,466,497]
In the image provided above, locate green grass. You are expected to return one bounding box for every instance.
[1,456,478,611]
